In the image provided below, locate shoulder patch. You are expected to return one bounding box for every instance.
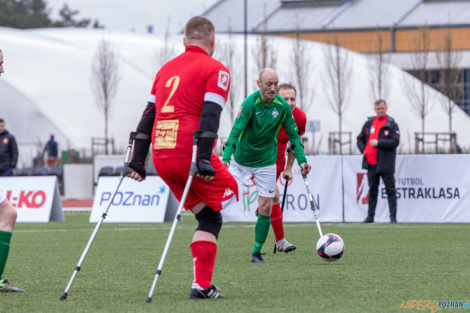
[218,70,229,91]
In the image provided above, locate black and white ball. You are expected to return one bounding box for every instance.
[316,233,344,262]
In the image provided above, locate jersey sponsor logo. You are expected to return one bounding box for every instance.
[2,138,8,144]
[154,119,179,149]
[218,70,229,91]
[272,108,279,118]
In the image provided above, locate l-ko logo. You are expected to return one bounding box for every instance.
[100,191,160,207]
[6,190,47,209]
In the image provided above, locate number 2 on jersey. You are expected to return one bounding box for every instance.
[161,76,180,113]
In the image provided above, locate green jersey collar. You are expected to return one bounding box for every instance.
[255,91,283,108]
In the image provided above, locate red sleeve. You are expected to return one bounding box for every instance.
[295,107,307,136]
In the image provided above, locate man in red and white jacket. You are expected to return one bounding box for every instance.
[357,99,400,223]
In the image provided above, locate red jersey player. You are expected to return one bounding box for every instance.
[127,17,238,299]
[273,83,306,253]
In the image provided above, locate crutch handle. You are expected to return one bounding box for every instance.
[121,132,138,177]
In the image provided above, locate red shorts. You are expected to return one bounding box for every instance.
[153,154,238,211]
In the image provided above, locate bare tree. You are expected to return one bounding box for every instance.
[215,26,240,125]
[405,25,433,150]
[91,37,120,155]
[324,33,352,154]
[369,29,391,101]
[154,17,176,70]
[251,4,276,89]
[290,26,313,114]
[436,26,462,133]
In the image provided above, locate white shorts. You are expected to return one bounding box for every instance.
[0,190,5,203]
[229,158,276,198]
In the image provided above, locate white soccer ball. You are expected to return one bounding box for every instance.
[316,233,344,262]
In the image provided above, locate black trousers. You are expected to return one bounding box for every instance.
[367,165,397,219]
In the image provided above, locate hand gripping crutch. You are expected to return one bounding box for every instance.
[60,132,137,300]
[301,175,323,237]
[145,134,198,303]
[273,177,289,254]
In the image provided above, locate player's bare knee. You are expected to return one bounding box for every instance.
[195,206,222,239]
[258,198,272,216]
[273,187,280,204]
[0,200,16,230]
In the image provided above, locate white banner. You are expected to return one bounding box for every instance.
[222,156,344,222]
[343,155,470,222]
[90,176,170,223]
[0,176,64,222]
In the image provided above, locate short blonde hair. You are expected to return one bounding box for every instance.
[184,17,214,44]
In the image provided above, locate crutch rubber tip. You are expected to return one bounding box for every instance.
[146,297,152,303]
[59,292,68,300]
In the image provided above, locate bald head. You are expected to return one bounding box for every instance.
[183,16,216,56]
[257,68,279,104]
[258,68,278,82]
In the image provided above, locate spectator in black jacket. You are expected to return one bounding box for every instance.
[0,118,18,177]
[357,99,400,223]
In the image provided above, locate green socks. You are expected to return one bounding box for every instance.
[252,213,271,255]
[0,230,12,281]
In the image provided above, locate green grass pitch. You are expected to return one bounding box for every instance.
[2,212,469,313]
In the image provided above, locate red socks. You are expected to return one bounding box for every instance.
[270,203,284,242]
[190,241,217,289]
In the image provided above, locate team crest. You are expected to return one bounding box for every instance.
[217,70,230,91]
[2,138,8,144]
[384,130,389,136]
[272,108,279,118]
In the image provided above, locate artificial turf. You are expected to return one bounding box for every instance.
[1,212,469,313]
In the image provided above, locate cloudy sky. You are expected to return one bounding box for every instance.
[46,0,218,35]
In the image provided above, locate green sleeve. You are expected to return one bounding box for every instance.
[222,99,253,163]
[281,106,307,165]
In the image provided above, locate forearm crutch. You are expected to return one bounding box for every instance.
[145,135,198,303]
[60,132,137,300]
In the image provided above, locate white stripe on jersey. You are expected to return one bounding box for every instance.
[148,94,156,103]
[204,92,226,109]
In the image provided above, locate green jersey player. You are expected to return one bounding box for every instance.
[222,68,311,263]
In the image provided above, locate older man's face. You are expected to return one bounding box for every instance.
[257,71,279,104]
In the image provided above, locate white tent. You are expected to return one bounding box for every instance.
[1,27,469,166]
